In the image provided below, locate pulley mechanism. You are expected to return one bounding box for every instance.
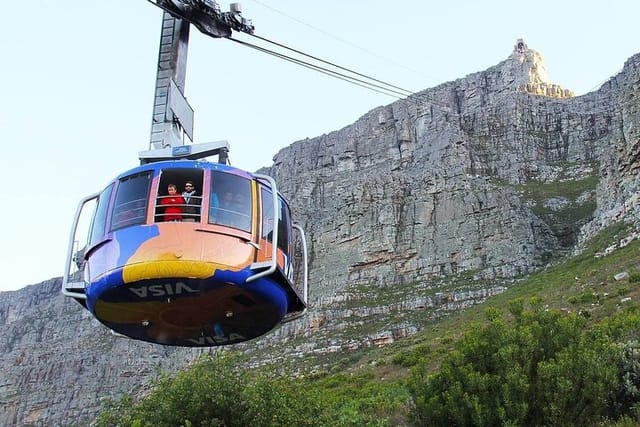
[148,0,255,38]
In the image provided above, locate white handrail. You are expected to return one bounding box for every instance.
[282,222,309,323]
[61,192,100,299]
[292,223,308,304]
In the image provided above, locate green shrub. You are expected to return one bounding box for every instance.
[407,302,629,426]
[628,272,640,283]
[392,344,431,367]
[96,352,406,426]
[612,341,640,416]
[618,287,630,296]
[568,292,597,304]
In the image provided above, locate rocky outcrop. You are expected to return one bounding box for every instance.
[264,40,640,298]
[1,40,639,425]
[578,53,640,242]
[0,279,203,426]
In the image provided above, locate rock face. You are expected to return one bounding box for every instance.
[264,39,640,298]
[1,40,639,425]
[0,279,204,426]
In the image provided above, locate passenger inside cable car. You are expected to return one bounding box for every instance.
[181,181,201,222]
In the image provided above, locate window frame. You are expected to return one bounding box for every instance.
[208,170,253,233]
[110,171,152,231]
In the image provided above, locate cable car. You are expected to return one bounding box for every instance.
[62,146,308,347]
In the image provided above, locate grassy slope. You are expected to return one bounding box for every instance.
[260,221,640,423]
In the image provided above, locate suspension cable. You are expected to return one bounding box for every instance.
[227,37,412,99]
[247,33,415,96]
[226,34,458,114]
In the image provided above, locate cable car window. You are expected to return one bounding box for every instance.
[209,171,251,232]
[111,172,151,230]
[261,187,274,244]
[277,197,291,252]
[261,189,290,252]
[155,168,204,223]
[88,183,114,247]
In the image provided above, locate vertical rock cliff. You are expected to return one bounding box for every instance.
[263,39,640,298]
[0,279,203,425]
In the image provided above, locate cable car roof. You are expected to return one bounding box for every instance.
[115,159,255,181]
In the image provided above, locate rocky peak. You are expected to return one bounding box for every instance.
[445,38,574,103]
[507,38,574,98]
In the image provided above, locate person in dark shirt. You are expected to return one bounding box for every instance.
[181,181,201,222]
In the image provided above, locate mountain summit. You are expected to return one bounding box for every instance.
[507,38,574,98]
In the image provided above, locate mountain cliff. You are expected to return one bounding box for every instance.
[264,39,640,297]
[1,39,639,426]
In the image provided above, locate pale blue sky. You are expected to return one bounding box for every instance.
[0,0,637,291]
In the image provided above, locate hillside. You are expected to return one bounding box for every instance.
[1,39,639,425]
[236,221,640,372]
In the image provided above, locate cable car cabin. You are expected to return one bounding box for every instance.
[62,160,308,347]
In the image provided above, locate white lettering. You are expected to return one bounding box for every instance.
[148,284,165,296]
[164,283,174,296]
[175,282,194,294]
[129,281,198,298]
[129,287,147,298]
[185,333,247,345]
[228,332,246,341]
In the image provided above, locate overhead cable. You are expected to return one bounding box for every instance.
[227,37,412,99]
[247,0,435,80]
[248,33,415,96]
[226,34,455,113]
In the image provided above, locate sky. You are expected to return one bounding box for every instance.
[0,0,638,292]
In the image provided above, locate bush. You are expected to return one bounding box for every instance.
[392,344,431,367]
[613,341,640,416]
[96,352,402,426]
[407,299,629,426]
[628,272,640,283]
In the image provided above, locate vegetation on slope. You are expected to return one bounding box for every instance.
[97,222,640,426]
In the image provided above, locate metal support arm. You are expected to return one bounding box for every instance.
[147,0,254,38]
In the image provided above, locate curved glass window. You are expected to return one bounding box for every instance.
[277,197,291,253]
[261,188,291,253]
[89,184,114,247]
[209,171,252,232]
[111,172,151,230]
[261,187,274,242]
